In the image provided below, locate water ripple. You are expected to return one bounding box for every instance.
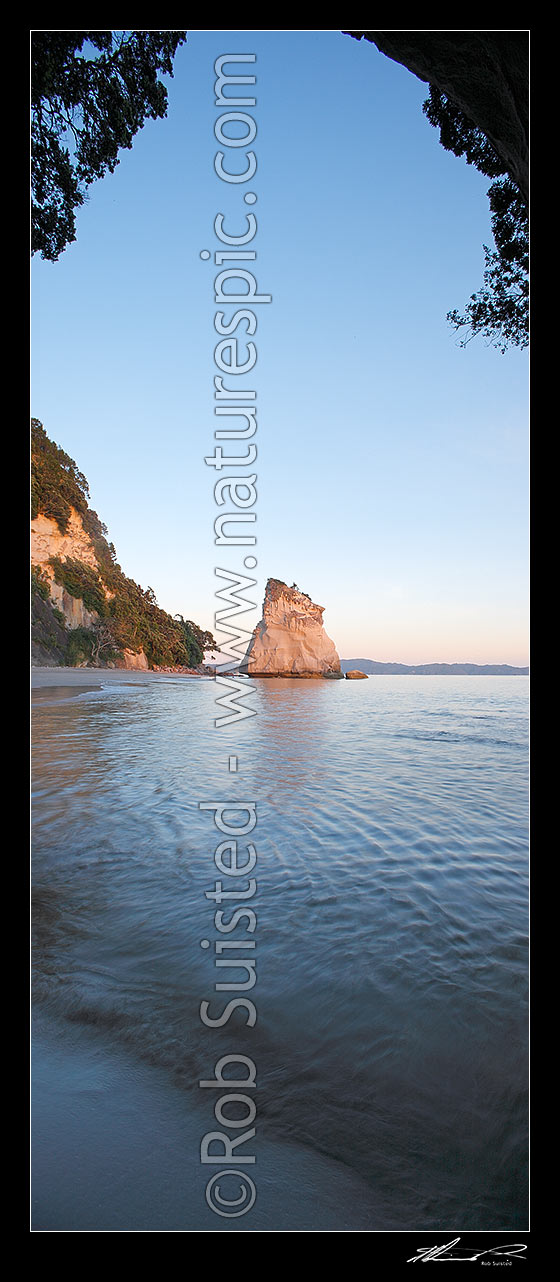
[32,676,528,1229]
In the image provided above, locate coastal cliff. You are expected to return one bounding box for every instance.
[31,419,214,668]
[241,578,341,678]
[32,508,112,639]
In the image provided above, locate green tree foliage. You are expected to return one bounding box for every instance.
[66,627,94,665]
[423,86,528,352]
[174,616,217,668]
[49,556,108,615]
[31,418,108,544]
[31,564,51,601]
[32,30,186,260]
[49,547,210,668]
[32,418,89,531]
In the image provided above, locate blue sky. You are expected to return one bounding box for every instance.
[31,31,529,665]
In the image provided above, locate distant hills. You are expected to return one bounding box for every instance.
[341,659,529,676]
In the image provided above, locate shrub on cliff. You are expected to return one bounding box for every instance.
[49,555,108,616]
[31,564,51,602]
[66,627,95,666]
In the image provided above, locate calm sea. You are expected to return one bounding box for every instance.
[31,676,528,1231]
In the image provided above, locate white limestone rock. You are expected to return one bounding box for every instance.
[242,579,341,678]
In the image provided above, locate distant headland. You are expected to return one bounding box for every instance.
[340,659,529,676]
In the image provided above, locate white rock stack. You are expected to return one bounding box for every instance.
[241,578,341,678]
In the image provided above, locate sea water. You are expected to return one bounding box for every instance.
[31,676,528,1231]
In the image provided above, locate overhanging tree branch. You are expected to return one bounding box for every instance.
[31,30,187,261]
[343,31,529,352]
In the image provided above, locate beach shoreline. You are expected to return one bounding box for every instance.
[31,666,208,689]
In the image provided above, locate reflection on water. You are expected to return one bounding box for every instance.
[32,677,528,1229]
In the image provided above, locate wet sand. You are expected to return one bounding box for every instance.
[32,1009,379,1232]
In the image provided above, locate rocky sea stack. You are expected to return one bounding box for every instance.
[241,578,342,678]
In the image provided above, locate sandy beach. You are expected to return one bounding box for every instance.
[31,666,208,689]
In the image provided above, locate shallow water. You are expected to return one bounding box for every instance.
[31,676,528,1231]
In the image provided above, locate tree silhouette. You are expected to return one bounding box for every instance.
[345,32,528,351]
[32,30,186,260]
[423,85,528,352]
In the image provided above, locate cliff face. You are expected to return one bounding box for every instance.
[31,510,99,575]
[31,508,108,633]
[31,420,214,669]
[242,579,341,677]
[31,590,73,667]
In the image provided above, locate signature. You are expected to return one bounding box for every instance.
[408,1238,527,1263]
